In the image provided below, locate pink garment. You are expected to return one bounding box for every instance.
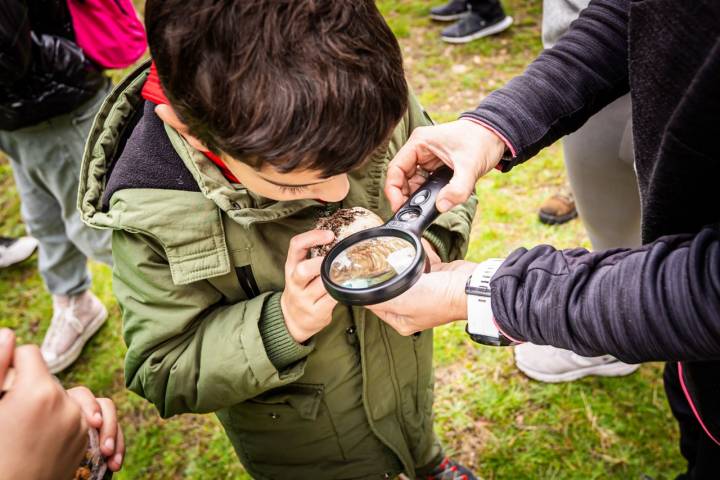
[67,0,147,69]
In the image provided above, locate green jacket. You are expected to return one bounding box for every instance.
[79,62,477,480]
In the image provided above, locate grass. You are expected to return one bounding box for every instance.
[0,1,684,478]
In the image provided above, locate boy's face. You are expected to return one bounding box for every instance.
[154,104,351,203]
[223,154,351,203]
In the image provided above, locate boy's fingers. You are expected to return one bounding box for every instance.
[66,387,103,429]
[314,293,338,313]
[291,256,324,288]
[0,328,16,390]
[96,398,119,457]
[305,275,331,302]
[286,230,335,270]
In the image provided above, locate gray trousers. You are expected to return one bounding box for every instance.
[564,93,641,250]
[0,83,112,296]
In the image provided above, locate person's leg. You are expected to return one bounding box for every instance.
[51,83,113,267]
[0,132,90,295]
[2,83,111,373]
[564,93,641,250]
[515,94,641,383]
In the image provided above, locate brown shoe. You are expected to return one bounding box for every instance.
[538,191,577,225]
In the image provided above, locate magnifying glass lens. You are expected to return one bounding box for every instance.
[328,236,416,289]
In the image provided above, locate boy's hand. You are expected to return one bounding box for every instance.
[282,230,338,343]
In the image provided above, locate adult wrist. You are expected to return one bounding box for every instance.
[450,271,470,322]
[459,116,516,172]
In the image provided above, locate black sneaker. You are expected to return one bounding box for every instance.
[0,236,38,268]
[425,457,477,480]
[430,0,469,22]
[441,10,513,44]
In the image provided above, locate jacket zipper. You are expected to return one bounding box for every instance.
[235,266,260,299]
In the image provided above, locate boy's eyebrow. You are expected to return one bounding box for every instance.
[257,173,328,188]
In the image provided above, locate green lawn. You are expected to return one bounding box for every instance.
[0,1,683,479]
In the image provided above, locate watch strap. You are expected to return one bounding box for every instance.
[466,259,519,346]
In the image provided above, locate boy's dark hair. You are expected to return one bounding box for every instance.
[145,0,408,177]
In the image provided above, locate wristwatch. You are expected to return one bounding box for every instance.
[465,259,519,347]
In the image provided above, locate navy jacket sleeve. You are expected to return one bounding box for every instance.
[463,0,630,168]
[491,227,720,363]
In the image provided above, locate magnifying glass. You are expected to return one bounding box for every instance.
[321,166,453,305]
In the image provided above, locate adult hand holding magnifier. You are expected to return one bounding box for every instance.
[384,119,507,213]
[321,166,453,305]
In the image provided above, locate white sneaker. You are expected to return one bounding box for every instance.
[0,236,38,268]
[514,343,640,383]
[41,291,108,374]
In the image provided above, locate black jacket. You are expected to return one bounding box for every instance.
[466,0,720,442]
[0,0,105,130]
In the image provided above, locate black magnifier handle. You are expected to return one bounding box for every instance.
[385,165,453,236]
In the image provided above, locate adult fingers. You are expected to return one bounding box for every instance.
[0,328,16,391]
[385,143,417,210]
[367,308,416,336]
[291,256,325,289]
[285,230,335,272]
[67,386,103,430]
[107,424,125,472]
[386,138,446,211]
[11,345,51,387]
[96,397,119,457]
[435,157,480,212]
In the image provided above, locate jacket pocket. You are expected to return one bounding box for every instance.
[229,383,347,466]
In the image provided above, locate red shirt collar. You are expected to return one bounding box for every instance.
[141,62,240,184]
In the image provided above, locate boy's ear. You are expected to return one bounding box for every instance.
[155,104,209,153]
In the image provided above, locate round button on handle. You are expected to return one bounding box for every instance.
[411,189,429,206]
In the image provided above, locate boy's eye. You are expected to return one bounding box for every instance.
[278,185,308,195]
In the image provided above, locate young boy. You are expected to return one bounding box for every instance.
[79,2,477,478]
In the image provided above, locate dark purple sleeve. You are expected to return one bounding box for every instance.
[463,0,630,169]
[490,227,720,363]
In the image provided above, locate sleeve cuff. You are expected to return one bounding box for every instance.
[259,293,314,370]
[422,227,452,262]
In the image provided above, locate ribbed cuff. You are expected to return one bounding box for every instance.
[422,227,452,262]
[259,293,314,370]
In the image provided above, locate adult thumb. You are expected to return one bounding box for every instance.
[436,161,479,212]
[12,345,50,387]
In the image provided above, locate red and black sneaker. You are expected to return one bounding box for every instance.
[426,457,477,480]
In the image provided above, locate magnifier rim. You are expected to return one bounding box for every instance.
[321,227,425,306]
